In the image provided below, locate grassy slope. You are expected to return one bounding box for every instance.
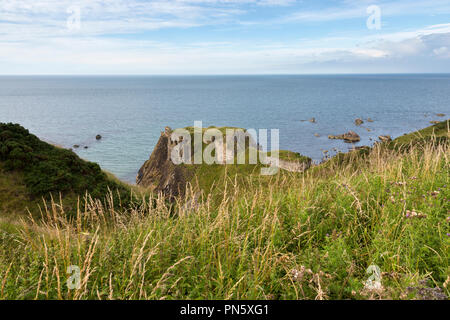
[0,123,140,218]
[315,120,449,172]
[166,126,312,196]
[0,121,448,300]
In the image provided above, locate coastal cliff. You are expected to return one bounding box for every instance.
[0,120,448,300]
[136,127,191,199]
[136,126,312,198]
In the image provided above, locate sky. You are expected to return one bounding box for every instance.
[0,0,450,74]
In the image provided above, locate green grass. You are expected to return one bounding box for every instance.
[0,121,448,300]
[0,123,146,218]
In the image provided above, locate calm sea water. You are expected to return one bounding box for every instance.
[0,75,449,183]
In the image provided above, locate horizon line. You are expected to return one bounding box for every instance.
[1,73,450,77]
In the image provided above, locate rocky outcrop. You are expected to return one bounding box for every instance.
[355,118,364,126]
[328,131,360,143]
[137,126,314,198]
[378,135,392,142]
[265,156,311,173]
[136,127,190,199]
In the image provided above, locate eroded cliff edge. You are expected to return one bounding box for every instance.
[136,127,191,199]
[136,126,312,199]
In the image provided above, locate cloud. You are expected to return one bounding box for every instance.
[0,1,449,74]
[1,29,448,75]
[281,0,450,23]
[0,0,251,39]
[434,46,450,58]
[367,31,450,59]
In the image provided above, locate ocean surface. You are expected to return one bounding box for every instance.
[0,75,449,184]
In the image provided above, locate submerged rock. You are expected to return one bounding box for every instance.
[355,118,364,126]
[96,134,102,140]
[367,118,374,123]
[378,135,392,142]
[328,131,361,143]
[436,113,445,117]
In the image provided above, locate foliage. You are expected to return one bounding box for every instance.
[0,123,131,202]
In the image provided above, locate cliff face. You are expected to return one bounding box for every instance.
[136,125,315,199]
[136,127,190,199]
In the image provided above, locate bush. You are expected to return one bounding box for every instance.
[0,123,131,203]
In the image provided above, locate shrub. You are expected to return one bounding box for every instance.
[0,123,131,204]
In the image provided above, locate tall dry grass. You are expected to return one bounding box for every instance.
[0,140,448,300]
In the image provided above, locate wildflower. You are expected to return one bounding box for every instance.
[289,266,312,282]
[405,210,427,219]
[290,268,304,282]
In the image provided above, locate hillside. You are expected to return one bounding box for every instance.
[0,120,448,300]
[136,126,312,199]
[0,123,135,217]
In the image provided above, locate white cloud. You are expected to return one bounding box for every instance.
[0,1,449,74]
[1,30,447,74]
[281,0,450,23]
[434,46,449,57]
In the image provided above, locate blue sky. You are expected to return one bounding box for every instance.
[1,0,450,74]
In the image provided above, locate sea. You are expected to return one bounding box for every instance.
[1,74,449,183]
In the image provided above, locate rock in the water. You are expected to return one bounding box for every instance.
[314,133,320,137]
[436,113,445,117]
[351,146,369,151]
[378,135,392,142]
[73,144,80,148]
[84,146,89,149]
[355,118,364,126]
[96,135,102,140]
[328,131,360,143]
[309,118,316,123]
[367,118,374,123]
[430,121,441,124]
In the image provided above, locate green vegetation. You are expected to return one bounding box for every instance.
[0,123,130,199]
[0,121,448,300]
[0,123,142,217]
[388,120,449,150]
